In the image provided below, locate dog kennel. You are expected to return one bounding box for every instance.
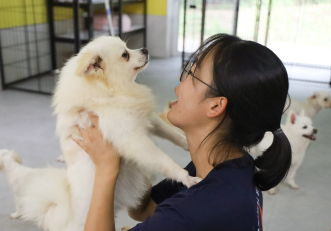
[0,0,147,95]
[0,0,54,94]
[180,0,331,85]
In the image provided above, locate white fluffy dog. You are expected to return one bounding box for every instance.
[251,110,317,194]
[0,149,70,230]
[0,149,26,219]
[284,91,331,119]
[5,36,198,231]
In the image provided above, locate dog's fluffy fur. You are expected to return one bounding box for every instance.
[251,110,317,194]
[0,149,70,230]
[56,100,184,162]
[2,36,200,231]
[284,91,331,119]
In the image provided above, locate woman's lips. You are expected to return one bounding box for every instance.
[171,101,178,106]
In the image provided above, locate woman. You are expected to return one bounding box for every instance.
[73,34,292,231]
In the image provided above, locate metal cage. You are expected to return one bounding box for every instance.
[0,0,147,94]
[0,0,55,94]
[180,0,331,85]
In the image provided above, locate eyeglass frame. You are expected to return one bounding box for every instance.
[180,62,219,92]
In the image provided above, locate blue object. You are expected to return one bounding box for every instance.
[104,0,115,36]
[130,153,263,231]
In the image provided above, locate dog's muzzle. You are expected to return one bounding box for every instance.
[302,129,317,141]
[135,49,149,70]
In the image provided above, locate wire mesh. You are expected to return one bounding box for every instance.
[179,0,237,67]
[178,0,203,55]
[0,0,54,93]
[52,2,83,68]
[264,0,331,83]
[180,0,331,84]
[204,0,236,39]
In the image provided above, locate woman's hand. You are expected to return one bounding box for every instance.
[72,112,120,231]
[72,112,121,173]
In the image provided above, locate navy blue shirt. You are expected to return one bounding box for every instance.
[130,153,263,231]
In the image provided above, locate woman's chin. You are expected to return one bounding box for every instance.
[167,112,180,128]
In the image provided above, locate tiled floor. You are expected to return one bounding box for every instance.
[0,57,330,231]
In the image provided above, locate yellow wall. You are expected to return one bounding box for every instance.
[0,0,73,29]
[0,0,46,29]
[124,0,167,16]
[0,0,166,29]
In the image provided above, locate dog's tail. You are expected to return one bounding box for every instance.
[17,167,71,231]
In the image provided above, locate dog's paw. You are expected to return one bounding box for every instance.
[56,154,65,162]
[177,136,189,151]
[268,188,277,195]
[288,182,299,189]
[182,176,202,188]
[121,226,132,230]
[10,212,21,219]
[180,141,189,151]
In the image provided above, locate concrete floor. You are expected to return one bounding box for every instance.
[0,57,331,231]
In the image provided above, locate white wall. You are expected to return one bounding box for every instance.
[128,0,181,58]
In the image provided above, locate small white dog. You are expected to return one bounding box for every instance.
[57,100,184,162]
[0,149,26,219]
[284,91,331,119]
[0,149,70,231]
[251,110,317,194]
[8,36,200,231]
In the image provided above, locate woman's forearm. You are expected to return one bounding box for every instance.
[128,182,157,222]
[84,167,119,231]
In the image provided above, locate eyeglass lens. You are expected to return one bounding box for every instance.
[180,62,194,82]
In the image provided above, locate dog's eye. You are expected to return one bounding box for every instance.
[122,52,129,60]
[303,126,307,129]
[324,98,328,101]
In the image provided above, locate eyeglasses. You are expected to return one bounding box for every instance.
[180,61,218,92]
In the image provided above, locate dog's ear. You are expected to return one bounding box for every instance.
[75,53,104,79]
[290,112,296,124]
[10,150,22,164]
[299,109,306,117]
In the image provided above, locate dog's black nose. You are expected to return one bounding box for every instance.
[141,48,148,55]
[313,129,318,134]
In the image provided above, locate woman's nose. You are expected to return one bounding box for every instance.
[175,85,179,95]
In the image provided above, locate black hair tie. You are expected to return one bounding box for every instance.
[273,128,283,134]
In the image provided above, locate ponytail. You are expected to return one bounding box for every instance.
[253,129,292,191]
[184,34,291,191]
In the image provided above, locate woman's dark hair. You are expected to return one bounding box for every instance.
[186,34,292,191]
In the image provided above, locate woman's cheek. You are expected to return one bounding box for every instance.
[167,108,182,128]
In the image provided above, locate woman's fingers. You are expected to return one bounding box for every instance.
[76,125,89,137]
[88,112,100,129]
[121,226,132,230]
[77,110,99,129]
[72,136,86,150]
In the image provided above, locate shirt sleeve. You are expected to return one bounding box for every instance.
[150,178,181,204]
[150,162,195,204]
[129,203,196,231]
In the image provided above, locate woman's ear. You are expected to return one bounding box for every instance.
[207,97,228,118]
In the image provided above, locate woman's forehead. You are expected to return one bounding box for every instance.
[195,53,213,78]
